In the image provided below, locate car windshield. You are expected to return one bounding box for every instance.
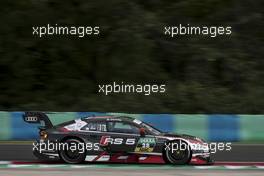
[141,122,162,135]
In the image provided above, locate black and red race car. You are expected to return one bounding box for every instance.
[23,112,212,165]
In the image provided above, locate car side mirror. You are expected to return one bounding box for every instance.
[139,128,146,137]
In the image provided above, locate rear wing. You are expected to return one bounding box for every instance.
[23,112,53,129]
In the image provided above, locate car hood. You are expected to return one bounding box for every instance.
[161,133,204,142]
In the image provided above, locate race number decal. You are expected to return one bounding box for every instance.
[135,137,156,152]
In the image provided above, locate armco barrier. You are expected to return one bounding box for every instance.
[0,112,263,141]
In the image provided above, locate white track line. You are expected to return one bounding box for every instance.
[0,161,11,164]
[8,164,32,168]
[38,164,67,168]
[224,166,251,169]
[255,166,264,169]
[216,161,264,164]
[194,166,220,169]
[71,165,94,168]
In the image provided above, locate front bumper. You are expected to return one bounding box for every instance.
[190,153,213,165]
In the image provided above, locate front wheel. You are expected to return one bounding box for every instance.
[163,140,191,165]
[59,138,86,164]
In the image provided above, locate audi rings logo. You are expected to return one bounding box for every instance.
[25,116,38,122]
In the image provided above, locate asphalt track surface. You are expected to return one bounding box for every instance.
[0,168,263,176]
[0,143,264,176]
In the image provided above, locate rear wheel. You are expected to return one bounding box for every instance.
[59,138,86,164]
[163,140,191,165]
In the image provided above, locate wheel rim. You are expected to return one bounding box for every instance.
[169,148,188,160]
[60,139,85,163]
[165,141,190,164]
[65,147,81,159]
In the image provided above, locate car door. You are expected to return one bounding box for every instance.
[105,121,140,153]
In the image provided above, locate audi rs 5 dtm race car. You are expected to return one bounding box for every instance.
[23,112,213,165]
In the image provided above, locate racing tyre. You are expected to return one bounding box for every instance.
[163,140,191,165]
[59,138,86,164]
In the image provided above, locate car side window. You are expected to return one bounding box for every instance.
[107,122,139,134]
[81,122,107,132]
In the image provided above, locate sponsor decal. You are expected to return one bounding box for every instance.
[100,136,136,146]
[133,119,142,125]
[64,120,87,131]
[135,137,156,152]
[25,116,38,122]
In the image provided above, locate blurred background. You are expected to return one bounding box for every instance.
[0,0,263,113]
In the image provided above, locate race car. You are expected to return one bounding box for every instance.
[23,112,212,165]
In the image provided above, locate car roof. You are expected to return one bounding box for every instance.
[83,115,135,122]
